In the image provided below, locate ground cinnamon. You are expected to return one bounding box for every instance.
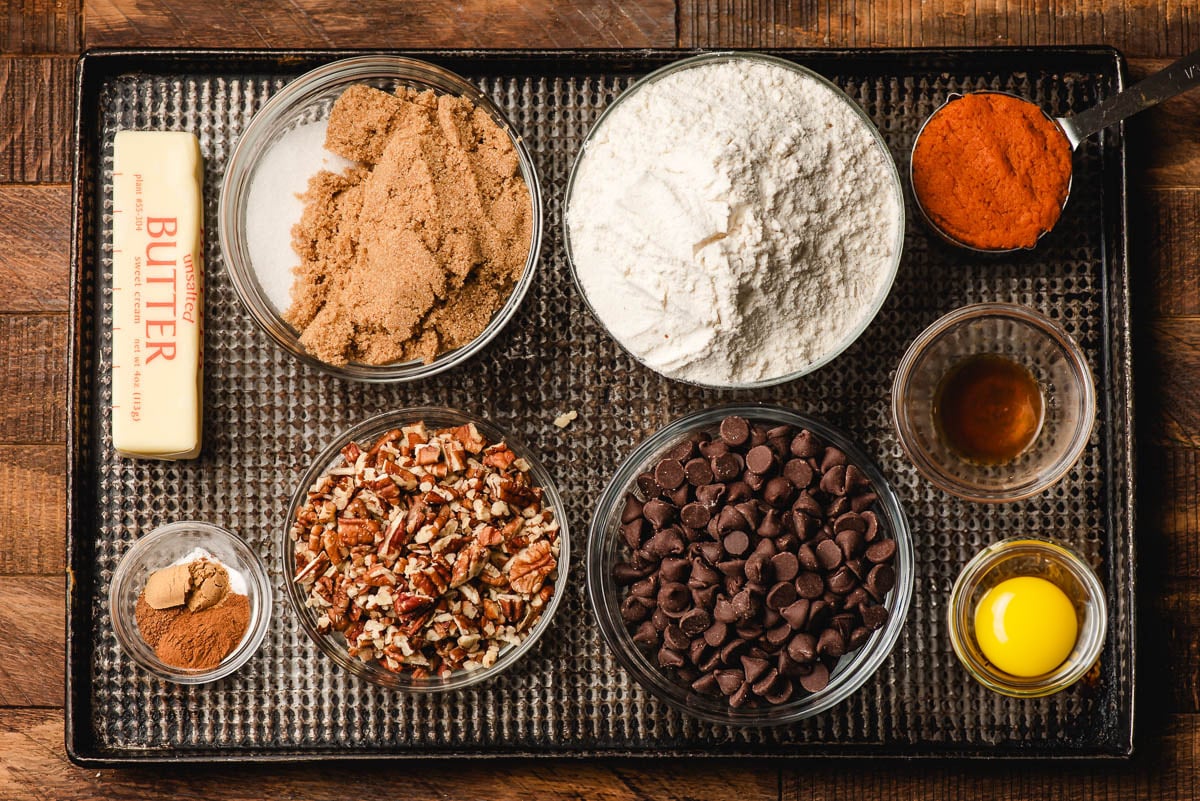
[286,84,532,366]
[154,594,250,670]
[911,92,1072,250]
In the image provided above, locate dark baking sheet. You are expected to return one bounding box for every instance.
[67,47,1135,764]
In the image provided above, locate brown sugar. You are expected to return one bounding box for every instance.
[286,84,533,366]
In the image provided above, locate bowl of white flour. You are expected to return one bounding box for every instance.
[565,52,904,388]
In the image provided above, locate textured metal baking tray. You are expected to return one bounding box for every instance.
[67,47,1135,764]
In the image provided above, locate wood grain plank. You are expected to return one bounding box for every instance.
[1141,447,1200,582]
[1142,318,1200,449]
[0,577,63,707]
[677,1,1200,57]
[1132,187,1200,317]
[0,0,81,53]
[1,705,778,799]
[0,185,70,312]
[0,445,65,574]
[781,716,1200,800]
[0,314,67,443]
[1128,58,1200,190]
[83,0,676,49]
[0,56,74,183]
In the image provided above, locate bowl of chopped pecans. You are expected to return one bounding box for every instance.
[284,407,568,691]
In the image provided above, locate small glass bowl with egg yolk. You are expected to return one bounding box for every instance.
[948,537,1107,697]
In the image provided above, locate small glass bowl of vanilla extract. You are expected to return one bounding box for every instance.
[891,303,1096,502]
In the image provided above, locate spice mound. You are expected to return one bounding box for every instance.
[285,84,533,367]
[290,420,561,679]
[135,551,251,671]
[912,92,1072,250]
[612,415,899,708]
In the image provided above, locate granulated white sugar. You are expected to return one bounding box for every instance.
[567,58,903,386]
[245,120,354,313]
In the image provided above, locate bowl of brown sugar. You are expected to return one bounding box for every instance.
[220,56,543,382]
[109,521,273,684]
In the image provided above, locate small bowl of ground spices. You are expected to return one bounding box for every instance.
[220,56,542,382]
[109,521,272,684]
[910,91,1074,252]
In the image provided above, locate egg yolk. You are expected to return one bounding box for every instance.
[973,576,1078,677]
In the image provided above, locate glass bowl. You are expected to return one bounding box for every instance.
[283,407,569,691]
[891,303,1096,502]
[948,537,1107,697]
[219,55,544,382]
[563,51,905,390]
[586,404,913,726]
[108,521,273,684]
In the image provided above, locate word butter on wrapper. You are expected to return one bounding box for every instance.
[111,131,204,459]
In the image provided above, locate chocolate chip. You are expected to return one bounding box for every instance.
[689,559,721,587]
[645,527,685,558]
[861,603,889,630]
[787,632,817,663]
[715,669,744,695]
[852,492,879,515]
[743,471,766,491]
[741,655,771,684]
[765,580,797,610]
[621,493,645,524]
[763,476,795,509]
[664,439,697,463]
[731,589,759,620]
[643,499,677,529]
[723,530,750,556]
[793,491,823,517]
[744,553,772,585]
[713,596,738,623]
[663,624,690,651]
[729,682,754,708]
[695,483,727,510]
[781,599,810,629]
[658,646,686,668]
[790,430,822,458]
[771,552,800,582]
[835,528,864,561]
[691,584,720,609]
[845,586,869,609]
[620,519,646,550]
[795,572,824,599]
[700,439,730,458]
[867,563,896,597]
[865,538,896,563]
[630,576,657,598]
[782,458,814,489]
[633,620,660,646]
[799,661,830,692]
[716,559,746,577]
[680,502,711,529]
[848,626,871,650]
[816,538,844,570]
[750,667,780,696]
[726,480,753,503]
[719,638,748,663]
[763,677,794,705]
[680,607,712,636]
[668,484,691,508]
[614,561,652,585]
[636,472,659,497]
[845,558,866,581]
[745,445,777,475]
[703,621,729,647]
[659,556,690,583]
[657,582,690,614]
[684,457,715,487]
[697,541,723,564]
[652,608,671,631]
[757,509,783,538]
[817,627,846,657]
[825,566,856,595]
[735,501,763,529]
[749,424,770,448]
[712,452,743,481]
[821,447,847,471]
[719,416,751,447]
[691,672,720,695]
[845,463,869,492]
[620,594,652,623]
[819,464,847,495]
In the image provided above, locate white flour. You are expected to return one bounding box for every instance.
[246,119,354,313]
[567,58,903,386]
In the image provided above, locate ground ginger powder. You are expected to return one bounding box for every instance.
[286,84,533,366]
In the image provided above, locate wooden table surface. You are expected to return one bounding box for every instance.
[2,1,1197,798]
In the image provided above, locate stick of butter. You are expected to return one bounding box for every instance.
[111,131,204,460]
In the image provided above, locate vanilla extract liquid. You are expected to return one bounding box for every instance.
[933,354,1044,464]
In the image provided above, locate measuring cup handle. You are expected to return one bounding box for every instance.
[1059,47,1200,148]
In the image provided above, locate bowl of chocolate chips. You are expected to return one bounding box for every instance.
[587,405,913,725]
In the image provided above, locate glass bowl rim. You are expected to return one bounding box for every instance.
[562,50,906,390]
[108,520,274,685]
[218,54,545,383]
[946,535,1108,697]
[585,402,914,726]
[890,301,1097,503]
[282,406,571,692]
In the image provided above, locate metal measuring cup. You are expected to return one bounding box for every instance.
[910,47,1200,253]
